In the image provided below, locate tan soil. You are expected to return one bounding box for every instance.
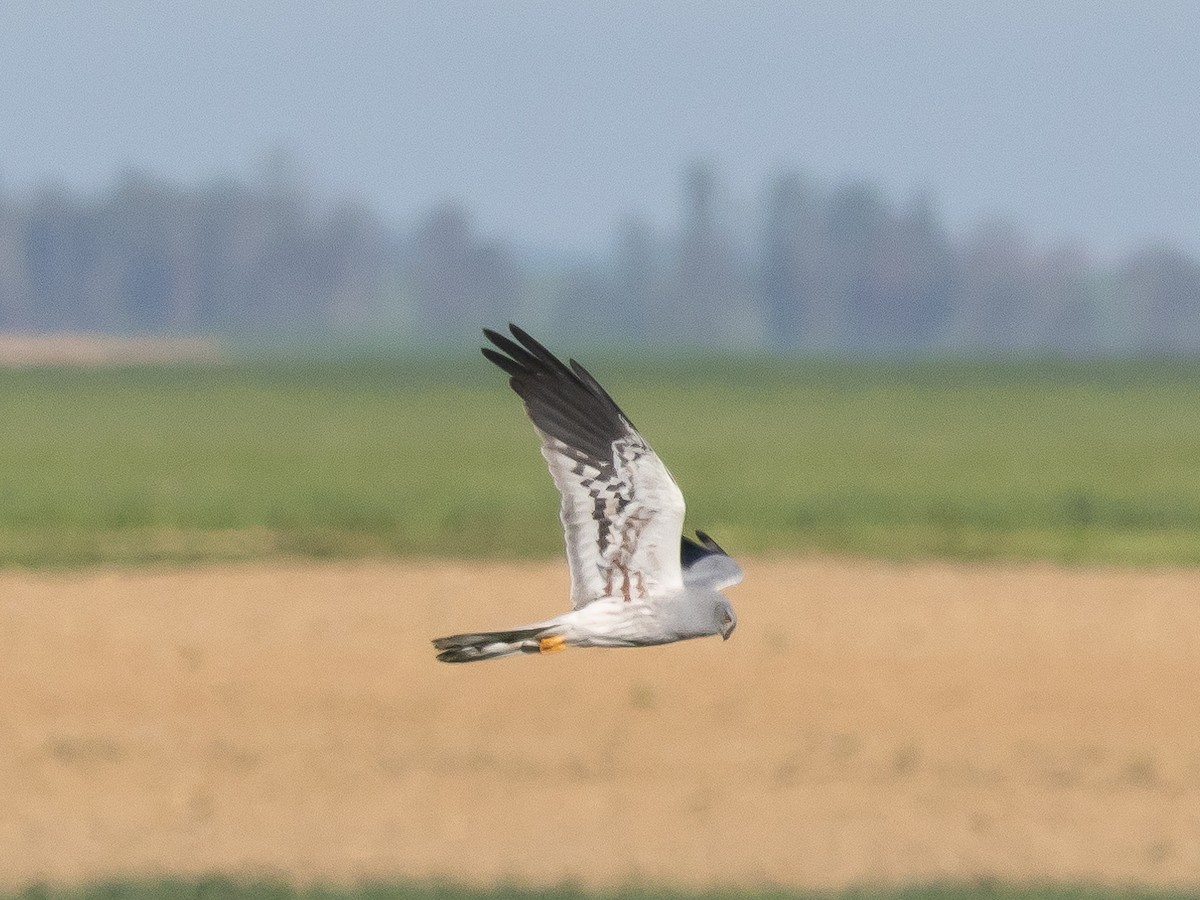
[0,334,221,367]
[2,557,1199,889]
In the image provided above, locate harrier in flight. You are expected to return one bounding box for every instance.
[432,325,742,663]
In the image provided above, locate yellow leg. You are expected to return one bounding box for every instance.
[538,634,567,654]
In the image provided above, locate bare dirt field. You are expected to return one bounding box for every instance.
[0,334,222,367]
[2,557,1199,890]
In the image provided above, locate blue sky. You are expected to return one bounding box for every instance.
[2,1,1198,257]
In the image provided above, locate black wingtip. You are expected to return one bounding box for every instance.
[481,346,523,377]
[681,530,731,568]
[478,323,634,464]
[695,530,729,556]
[484,322,531,348]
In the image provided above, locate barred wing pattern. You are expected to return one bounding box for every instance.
[483,326,686,608]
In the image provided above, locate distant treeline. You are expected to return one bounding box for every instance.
[1,159,1198,352]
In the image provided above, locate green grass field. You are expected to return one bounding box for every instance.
[2,354,1200,568]
[4,881,1197,900]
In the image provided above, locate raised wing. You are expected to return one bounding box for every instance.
[482,324,686,608]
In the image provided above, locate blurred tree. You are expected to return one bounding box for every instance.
[0,184,33,329]
[2,158,1199,356]
[758,171,829,350]
[243,150,319,328]
[1034,241,1100,354]
[2,159,403,335]
[322,200,394,328]
[188,177,255,330]
[411,202,521,336]
[885,192,961,350]
[611,212,659,340]
[92,170,179,330]
[553,215,659,343]
[410,202,475,333]
[555,261,614,338]
[469,237,522,326]
[21,185,97,330]
[672,161,741,345]
[824,180,888,350]
[956,218,1038,351]
[1120,244,1200,352]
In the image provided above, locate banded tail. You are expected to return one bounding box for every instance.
[432,625,565,663]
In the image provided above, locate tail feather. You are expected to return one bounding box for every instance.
[432,625,551,663]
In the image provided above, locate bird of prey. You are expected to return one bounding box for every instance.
[432,325,742,663]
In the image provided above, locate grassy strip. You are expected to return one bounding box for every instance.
[3,356,1200,568]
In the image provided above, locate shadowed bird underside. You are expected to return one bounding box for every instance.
[431,325,742,663]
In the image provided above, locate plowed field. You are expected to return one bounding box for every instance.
[3,558,1199,889]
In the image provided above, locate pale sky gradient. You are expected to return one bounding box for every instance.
[2,2,1198,257]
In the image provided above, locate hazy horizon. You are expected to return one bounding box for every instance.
[2,2,1199,261]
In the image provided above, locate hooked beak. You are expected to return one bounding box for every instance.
[721,621,735,641]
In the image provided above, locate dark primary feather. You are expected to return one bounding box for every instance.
[695,529,729,555]
[482,324,635,465]
[681,530,730,569]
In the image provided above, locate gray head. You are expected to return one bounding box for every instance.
[679,534,742,642]
[673,589,737,642]
[716,595,736,640]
